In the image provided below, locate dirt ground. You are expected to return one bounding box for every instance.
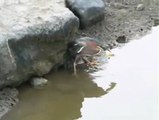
[75,0,159,48]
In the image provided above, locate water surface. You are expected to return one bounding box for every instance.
[2,26,159,120]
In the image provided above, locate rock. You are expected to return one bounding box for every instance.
[66,0,105,29]
[153,17,159,26]
[0,88,18,119]
[0,1,79,89]
[30,77,48,88]
[136,4,145,11]
[116,36,127,43]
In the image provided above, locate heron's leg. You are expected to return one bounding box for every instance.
[73,55,80,76]
[73,61,77,76]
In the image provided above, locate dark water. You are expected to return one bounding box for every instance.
[2,27,159,120]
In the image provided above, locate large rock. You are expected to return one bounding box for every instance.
[66,0,105,29]
[0,1,79,88]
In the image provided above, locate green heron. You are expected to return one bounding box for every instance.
[66,37,113,75]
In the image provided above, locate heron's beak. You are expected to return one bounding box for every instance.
[106,50,114,58]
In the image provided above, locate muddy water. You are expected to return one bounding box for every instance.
[2,26,159,120]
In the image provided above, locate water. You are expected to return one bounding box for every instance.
[2,26,159,120]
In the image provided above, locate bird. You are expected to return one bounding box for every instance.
[66,37,112,75]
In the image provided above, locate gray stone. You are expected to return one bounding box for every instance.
[116,35,127,43]
[136,4,145,11]
[30,77,48,88]
[154,18,159,26]
[66,0,105,29]
[0,1,79,89]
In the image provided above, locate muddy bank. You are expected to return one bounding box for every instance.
[0,88,18,119]
[75,0,158,48]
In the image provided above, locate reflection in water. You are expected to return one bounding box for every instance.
[2,71,116,120]
[105,82,116,93]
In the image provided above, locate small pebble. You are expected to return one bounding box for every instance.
[154,18,159,26]
[116,35,127,43]
[30,77,48,88]
[136,4,145,11]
